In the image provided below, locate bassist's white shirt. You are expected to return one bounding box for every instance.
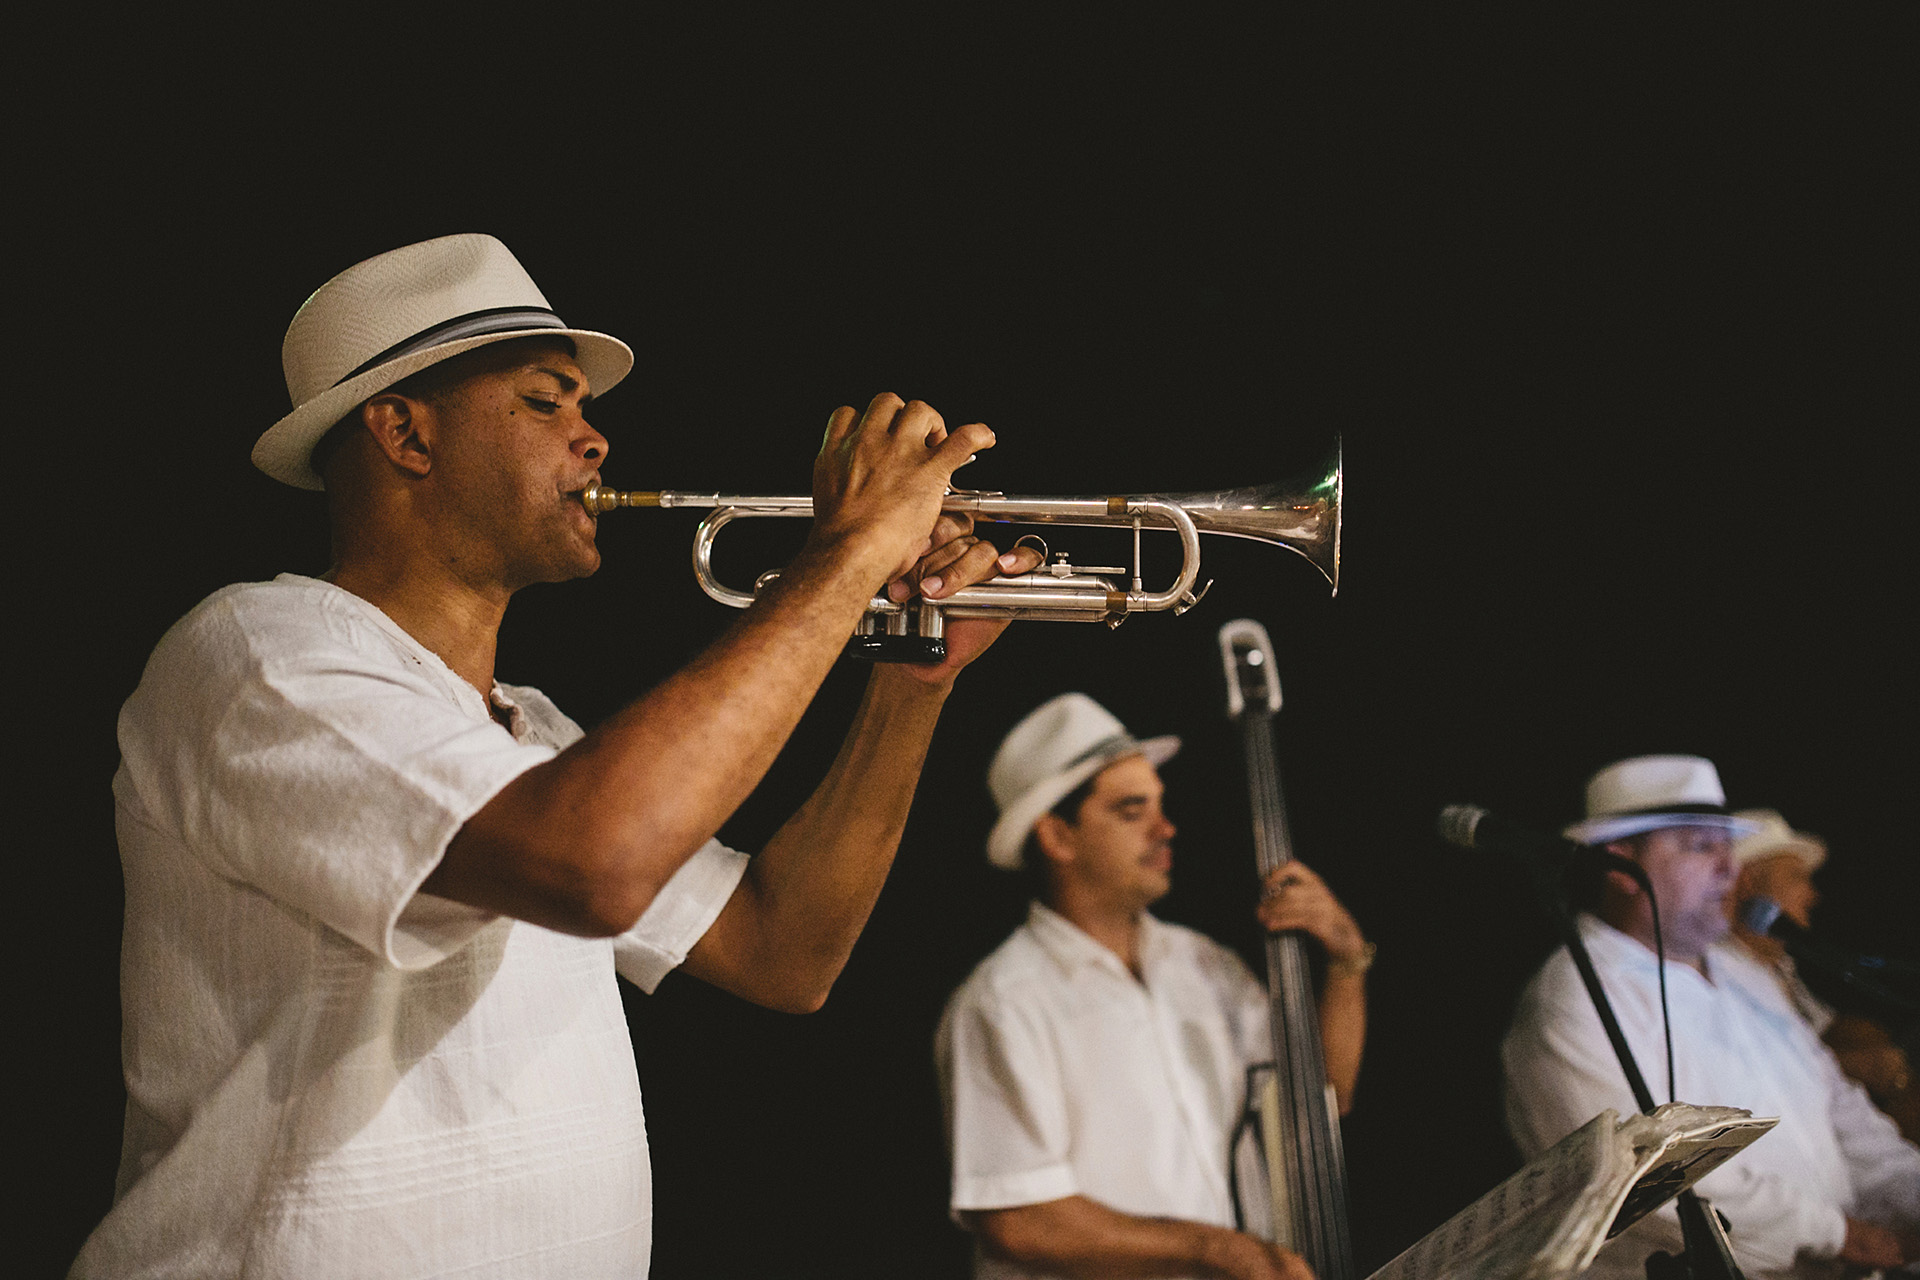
[937,902,1273,1279]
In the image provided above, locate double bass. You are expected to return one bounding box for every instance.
[1220,617,1355,1280]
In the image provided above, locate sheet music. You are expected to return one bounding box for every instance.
[1366,1103,1775,1280]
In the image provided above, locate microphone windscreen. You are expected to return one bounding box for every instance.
[1436,804,1489,850]
[1738,896,1783,936]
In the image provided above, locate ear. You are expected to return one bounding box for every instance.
[1601,840,1643,898]
[1032,813,1077,868]
[359,394,434,478]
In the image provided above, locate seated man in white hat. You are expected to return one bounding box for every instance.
[1730,810,1919,1142]
[1502,755,1920,1279]
[1729,810,1839,1032]
[74,234,1043,1279]
[936,693,1372,1280]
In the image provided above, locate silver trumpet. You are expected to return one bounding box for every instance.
[580,438,1341,663]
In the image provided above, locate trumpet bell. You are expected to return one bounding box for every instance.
[1161,438,1341,595]
[972,437,1343,596]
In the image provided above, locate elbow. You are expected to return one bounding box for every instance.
[571,880,653,938]
[766,985,832,1016]
[555,823,687,938]
[746,964,836,1015]
[967,1209,1057,1267]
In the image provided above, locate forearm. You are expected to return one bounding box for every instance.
[681,663,951,1009]
[1318,970,1367,1114]
[967,1197,1287,1280]
[432,535,890,934]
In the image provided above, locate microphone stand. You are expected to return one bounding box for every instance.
[1530,849,1747,1280]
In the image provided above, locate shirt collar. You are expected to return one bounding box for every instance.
[277,573,525,737]
[1576,911,1721,986]
[1025,900,1171,981]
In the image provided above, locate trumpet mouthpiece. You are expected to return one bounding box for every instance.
[581,484,662,514]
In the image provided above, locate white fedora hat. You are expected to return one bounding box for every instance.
[985,693,1180,870]
[252,233,635,490]
[1730,808,1827,871]
[1563,754,1761,845]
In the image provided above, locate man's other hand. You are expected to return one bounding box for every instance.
[1207,1232,1317,1280]
[1257,861,1368,971]
[1838,1216,1910,1269]
[881,510,1045,683]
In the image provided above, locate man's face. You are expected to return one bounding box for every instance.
[416,343,610,589]
[1048,755,1177,911]
[1619,825,1739,958]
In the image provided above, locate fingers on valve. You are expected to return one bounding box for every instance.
[922,538,1007,598]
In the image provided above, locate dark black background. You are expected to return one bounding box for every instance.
[20,8,1917,1277]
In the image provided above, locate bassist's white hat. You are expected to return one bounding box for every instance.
[986,693,1180,870]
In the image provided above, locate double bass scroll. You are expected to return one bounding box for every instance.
[1220,617,1355,1280]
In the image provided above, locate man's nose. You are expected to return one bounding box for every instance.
[575,419,610,466]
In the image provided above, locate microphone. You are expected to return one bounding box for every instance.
[1437,805,1654,903]
[1736,895,1792,940]
[1438,804,1580,860]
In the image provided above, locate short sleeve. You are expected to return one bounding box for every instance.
[611,838,750,992]
[937,986,1080,1213]
[117,583,557,968]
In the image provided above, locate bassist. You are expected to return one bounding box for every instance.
[936,693,1371,1279]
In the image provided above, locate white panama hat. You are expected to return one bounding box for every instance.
[1730,808,1827,871]
[252,233,635,490]
[985,693,1180,871]
[1563,754,1761,845]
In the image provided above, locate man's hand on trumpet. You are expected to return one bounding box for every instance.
[891,508,1046,681]
[807,392,1043,683]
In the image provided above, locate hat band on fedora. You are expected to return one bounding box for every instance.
[332,306,569,387]
[1607,802,1732,819]
[1062,732,1141,772]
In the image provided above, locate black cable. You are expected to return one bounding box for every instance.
[1646,878,1675,1104]
[1228,1061,1272,1233]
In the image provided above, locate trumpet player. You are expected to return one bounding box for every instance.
[72,234,1042,1280]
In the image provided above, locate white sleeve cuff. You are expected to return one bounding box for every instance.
[951,1163,1079,1214]
[612,839,750,992]
[388,890,500,968]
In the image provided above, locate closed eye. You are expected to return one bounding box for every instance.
[522,397,560,413]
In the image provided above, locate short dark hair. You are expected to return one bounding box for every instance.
[308,334,580,481]
[1018,771,1101,900]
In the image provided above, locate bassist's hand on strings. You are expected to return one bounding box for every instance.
[1256,862,1370,975]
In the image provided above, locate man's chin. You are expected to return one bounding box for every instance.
[518,548,601,588]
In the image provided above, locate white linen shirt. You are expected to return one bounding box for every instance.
[936,902,1272,1280]
[73,575,748,1280]
[1503,914,1920,1280]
